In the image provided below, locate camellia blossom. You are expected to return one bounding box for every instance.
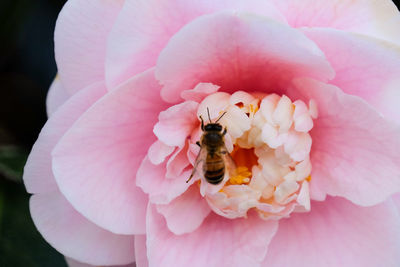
[24,0,400,266]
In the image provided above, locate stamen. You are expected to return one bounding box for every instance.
[229,166,252,185]
[231,147,258,172]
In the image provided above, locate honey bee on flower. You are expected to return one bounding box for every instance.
[186,108,237,185]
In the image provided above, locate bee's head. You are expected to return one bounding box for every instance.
[204,123,223,132]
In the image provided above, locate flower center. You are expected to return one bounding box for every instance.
[196,91,317,220]
[228,147,257,185]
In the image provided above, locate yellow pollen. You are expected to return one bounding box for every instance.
[249,104,259,114]
[306,175,312,181]
[229,166,252,185]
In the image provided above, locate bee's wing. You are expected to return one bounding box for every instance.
[186,147,207,183]
[221,145,237,177]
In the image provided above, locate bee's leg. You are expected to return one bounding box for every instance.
[222,127,227,136]
[196,141,201,147]
[186,171,195,183]
[186,160,203,183]
[199,115,205,131]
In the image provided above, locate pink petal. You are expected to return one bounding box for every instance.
[52,69,167,234]
[136,156,192,204]
[30,192,134,266]
[197,92,231,120]
[46,76,70,117]
[153,101,198,147]
[65,258,94,267]
[303,28,400,123]
[24,82,106,194]
[263,197,400,267]
[65,258,93,267]
[156,185,211,235]
[165,142,190,179]
[147,140,175,165]
[105,0,286,88]
[288,78,400,206]
[55,0,123,94]
[271,0,400,44]
[147,204,278,267]
[393,194,400,217]
[156,12,334,103]
[181,83,220,102]
[66,258,135,267]
[134,235,149,267]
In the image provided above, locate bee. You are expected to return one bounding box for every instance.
[186,108,236,185]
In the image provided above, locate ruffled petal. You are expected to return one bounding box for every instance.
[153,101,198,147]
[156,185,211,235]
[147,204,278,267]
[136,156,192,204]
[156,12,334,103]
[31,192,134,266]
[303,28,400,123]
[288,78,400,206]
[270,0,400,44]
[147,140,175,165]
[52,69,166,234]
[263,197,400,267]
[106,0,286,88]
[181,83,220,102]
[24,82,106,194]
[55,0,123,94]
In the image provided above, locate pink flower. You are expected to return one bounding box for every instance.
[24,0,400,266]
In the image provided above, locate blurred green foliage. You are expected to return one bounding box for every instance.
[0,146,28,182]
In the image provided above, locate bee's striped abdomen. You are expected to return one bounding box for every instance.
[204,155,225,185]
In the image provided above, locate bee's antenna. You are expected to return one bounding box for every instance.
[215,111,227,123]
[207,107,212,123]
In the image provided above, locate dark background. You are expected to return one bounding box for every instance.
[0,0,400,266]
[0,1,68,266]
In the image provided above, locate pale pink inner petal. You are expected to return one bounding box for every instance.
[181,83,220,102]
[52,69,167,235]
[156,185,211,235]
[146,204,278,267]
[288,78,400,205]
[263,197,400,267]
[165,142,191,179]
[136,157,192,204]
[105,0,287,88]
[147,140,175,165]
[156,12,334,103]
[153,101,199,147]
[30,192,135,266]
[55,0,123,94]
